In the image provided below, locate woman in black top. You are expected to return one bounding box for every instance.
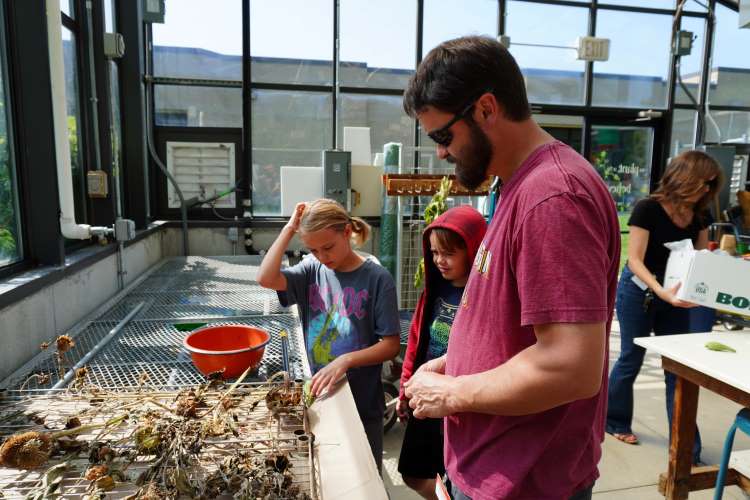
[606,150,723,463]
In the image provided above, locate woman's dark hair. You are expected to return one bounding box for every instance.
[650,150,724,215]
[403,35,530,121]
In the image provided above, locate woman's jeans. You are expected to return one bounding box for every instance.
[607,265,714,464]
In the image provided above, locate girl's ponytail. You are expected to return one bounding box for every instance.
[349,216,371,247]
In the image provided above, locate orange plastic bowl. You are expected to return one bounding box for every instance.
[183,325,271,379]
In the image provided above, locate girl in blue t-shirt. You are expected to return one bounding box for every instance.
[258,198,400,473]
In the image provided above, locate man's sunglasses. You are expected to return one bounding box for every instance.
[426,100,477,147]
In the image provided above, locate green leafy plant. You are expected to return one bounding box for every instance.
[414,176,452,288]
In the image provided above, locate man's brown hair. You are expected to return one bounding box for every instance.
[403,35,530,121]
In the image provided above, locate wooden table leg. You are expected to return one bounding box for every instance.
[665,374,699,500]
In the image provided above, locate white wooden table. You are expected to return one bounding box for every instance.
[635,332,750,499]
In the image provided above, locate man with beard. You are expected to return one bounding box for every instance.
[401,36,620,500]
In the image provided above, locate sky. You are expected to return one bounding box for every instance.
[151,0,749,80]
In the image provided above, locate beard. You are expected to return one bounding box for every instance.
[448,119,493,190]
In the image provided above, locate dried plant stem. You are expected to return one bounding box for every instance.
[49,413,129,440]
[201,363,258,417]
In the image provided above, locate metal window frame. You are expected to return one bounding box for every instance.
[142,0,743,224]
[88,0,117,228]
[117,0,149,228]
[1,0,65,274]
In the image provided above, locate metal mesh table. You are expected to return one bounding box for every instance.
[2,257,308,392]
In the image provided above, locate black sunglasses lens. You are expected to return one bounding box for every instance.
[429,130,452,147]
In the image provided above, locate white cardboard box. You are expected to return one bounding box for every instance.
[664,250,750,315]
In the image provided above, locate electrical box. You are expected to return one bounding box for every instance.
[322,150,351,210]
[114,219,136,242]
[103,33,125,59]
[673,30,694,56]
[576,36,610,62]
[142,0,165,24]
[87,170,109,198]
[741,0,750,29]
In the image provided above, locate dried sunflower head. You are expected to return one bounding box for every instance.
[65,416,81,429]
[134,424,161,454]
[0,431,52,469]
[85,464,109,481]
[94,474,115,491]
[174,389,204,418]
[56,335,75,353]
[74,367,88,386]
[137,481,167,500]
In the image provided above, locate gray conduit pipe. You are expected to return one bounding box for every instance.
[142,29,189,256]
[51,302,145,390]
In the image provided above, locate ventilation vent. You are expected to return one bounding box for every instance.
[166,142,235,209]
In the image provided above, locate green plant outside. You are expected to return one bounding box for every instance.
[0,95,20,264]
[619,214,629,274]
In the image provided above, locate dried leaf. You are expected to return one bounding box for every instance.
[24,462,69,500]
[705,341,736,353]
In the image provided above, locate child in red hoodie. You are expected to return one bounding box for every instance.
[397,205,487,499]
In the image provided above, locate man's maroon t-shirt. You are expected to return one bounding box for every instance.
[445,141,620,500]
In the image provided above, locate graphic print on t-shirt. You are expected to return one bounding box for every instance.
[307,283,369,372]
[426,297,460,360]
[474,242,492,276]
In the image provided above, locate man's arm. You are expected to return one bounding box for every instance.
[404,322,605,418]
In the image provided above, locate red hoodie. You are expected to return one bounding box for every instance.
[399,205,487,401]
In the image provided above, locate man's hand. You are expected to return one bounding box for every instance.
[403,370,460,419]
[396,399,409,422]
[311,354,350,397]
[415,354,447,375]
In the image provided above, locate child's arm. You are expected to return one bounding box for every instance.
[257,203,305,291]
[310,335,400,396]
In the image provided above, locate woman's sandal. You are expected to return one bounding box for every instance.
[611,432,639,445]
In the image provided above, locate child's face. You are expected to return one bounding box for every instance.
[429,232,470,286]
[300,226,353,271]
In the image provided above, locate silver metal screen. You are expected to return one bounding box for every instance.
[2,257,308,392]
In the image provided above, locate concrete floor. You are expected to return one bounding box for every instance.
[381,320,750,499]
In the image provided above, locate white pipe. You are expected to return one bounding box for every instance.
[46,0,93,240]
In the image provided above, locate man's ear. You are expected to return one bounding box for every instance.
[476,92,501,125]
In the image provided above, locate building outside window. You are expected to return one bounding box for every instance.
[147,1,744,220]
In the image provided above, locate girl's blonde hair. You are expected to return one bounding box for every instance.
[299,198,371,247]
[651,150,724,215]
